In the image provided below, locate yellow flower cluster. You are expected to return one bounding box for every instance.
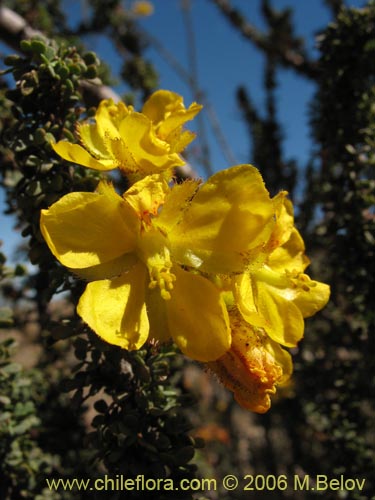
[40,90,330,413]
[53,90,202,180]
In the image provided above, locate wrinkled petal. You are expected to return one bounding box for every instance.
[53,92,200,177]
[168,165,275,274]
[265,339,293,385]
[52,141,115,170]
[142,90,192,124]
[40,181,138,269]
[244,266,330,346]
[77,262,149,350]
[117,113,185,173]
[141,90,177,123]
[166,266,231,362]
[169,129,197,153]
[142,89,202,145]
[123,173,169,219]
[103,135,139,173]
[208,309,290,413]
[159,105,202,144]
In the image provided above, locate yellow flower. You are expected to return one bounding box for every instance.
[52,90,202,177]
[208,306,292,413]
[40,164,276,362]
[234,194,330,348]
[207,195,329,413]
[131,1,154,17]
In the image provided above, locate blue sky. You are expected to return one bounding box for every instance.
[69,0,365,176]
[0,0,366,262]
[134,0,365,176]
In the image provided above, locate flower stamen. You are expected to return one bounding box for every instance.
[146,248,176,300]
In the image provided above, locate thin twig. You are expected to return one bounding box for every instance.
[211,0,319,79]
[140,17,238,167]
[181,0,213,175]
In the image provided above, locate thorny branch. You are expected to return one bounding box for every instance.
[211,0,320,79]
[0,6,197,179]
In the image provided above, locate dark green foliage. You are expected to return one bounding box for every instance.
[292,5,375,498]
[0,337,94,500]
[310,3,375,314]
[0,27,202,500]
[63,335,202,498]
[1,38,102,310]
[0,338,56,500]
[0,254,92,499]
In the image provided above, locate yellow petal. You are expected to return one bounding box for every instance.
[77,122,110,159]
[268,228,310,273]
[169,165,275,274]
[166,266,231,362]
[168,129,197,154]
[265,339,293,385]
[142,90,185,124]
[154,179,201,232]
[158,104,202,143]
[255,280,305,347]
[40,181,138,269]
[69,253,138,280]
[233,273,267,328]
[77,262,149,350]
[266,195,310,272]
[292,276,330,318]
[268,193,294,249]
[103,135,139,173]
[52,141,115,170]
[95,99,130,139]
[145,287,171,343]
[248,266,329,344]
[142,89,202,140]
[117,113,185,173]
